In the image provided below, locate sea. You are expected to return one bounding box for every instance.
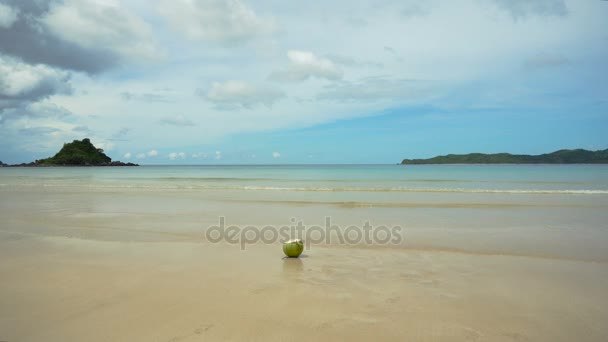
[1,164,607,193]
[1,164,607,261]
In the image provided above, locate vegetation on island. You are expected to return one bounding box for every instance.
[10,138,138,167]
[401,149,608,165]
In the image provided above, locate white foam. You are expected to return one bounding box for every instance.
[5,182,608,195]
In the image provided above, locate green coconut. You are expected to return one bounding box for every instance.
[283,239,304,258]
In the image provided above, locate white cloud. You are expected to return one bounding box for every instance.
[215,151,222,160]
[158,0,276,44]
[270,50,343,82]
[168,152,186,160]
[72,125,89,133]
[0,55,72,110]
[17,126,61,137]
[0,99,73,125]
[325,54,383,69]
[147,149,158,157]
[317,77,440,103]
[160,114,196,126]
[491,0,568,19]
[123,152,132,159]
[121,91,172,103]
[111,127,130,139]
[272,151,281,158]
[400,2,432,18]
[136,153,146,159]
[205,81,284,109]
[192,152,208,159]
[41,0,160,64]
[95,140,114,152]
[0,3,18,28]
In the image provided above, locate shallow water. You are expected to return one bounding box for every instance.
[1,165,607,260]
[2,164,608,192]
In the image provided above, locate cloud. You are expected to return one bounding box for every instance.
[158,0,276,45]
[215,151,222,160]
[120,91,172,103]
[0,55,72,111]
[325,54,383,69]
[492,0,568,19]
[270,50,343,82]
[0,101,72,124]
[18,126,61,136]
[345,17,368,28]
[41,0,159,63]
[400,2,432,18]
[0,110,92,159]
[272,151,281,158]
[72,125,89,132]
[192,152,208,159]
[136,153,146,159]
[383,46,403,62]
[111,127,130,140]
[0,0,159,73]
[160,115,196,127]
[123,152,132,159]
[95,140,114,152]
[168,152,186,160]
[204,81,285,109]
[147,150,158,157]
[523,53,570,69]
[0,3,18,28]
[317,77,438,103]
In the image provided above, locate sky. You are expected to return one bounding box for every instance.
[0,0,606,164]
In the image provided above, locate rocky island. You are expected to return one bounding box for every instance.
[7,138,138,167]
[401,148,608,165]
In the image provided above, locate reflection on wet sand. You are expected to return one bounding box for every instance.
[282,256,304,274]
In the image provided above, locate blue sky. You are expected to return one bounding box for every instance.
[0,0,606,164]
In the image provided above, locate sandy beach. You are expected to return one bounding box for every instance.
[1,172,608,341]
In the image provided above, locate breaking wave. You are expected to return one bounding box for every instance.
[6,182,608,194]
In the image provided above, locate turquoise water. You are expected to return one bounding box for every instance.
[1,165,607,194]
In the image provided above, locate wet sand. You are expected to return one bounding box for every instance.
[1,185,608,341]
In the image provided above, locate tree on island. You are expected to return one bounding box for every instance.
[401,148,608,165]
[20,138,138,167]
[36,138,112,165]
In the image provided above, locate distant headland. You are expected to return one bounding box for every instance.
[2,138,138,167]
[401,149,608,165]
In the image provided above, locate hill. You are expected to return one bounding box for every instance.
[10,138,138,166]
[401,149,608,165]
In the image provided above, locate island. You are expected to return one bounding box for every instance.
[401,148,608,165]
[7,138,138,167]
